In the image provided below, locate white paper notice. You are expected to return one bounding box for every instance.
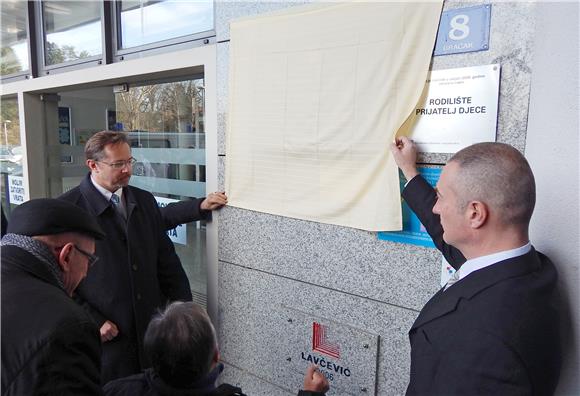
[8,175,25,205]
[226,2,443,231]
[403,64,500,153]
[154,196,187,245]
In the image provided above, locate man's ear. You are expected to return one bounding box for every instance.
[57,243,75,273]
[86,159,98,172]
[467,201,488,229]
[213,348,220,364]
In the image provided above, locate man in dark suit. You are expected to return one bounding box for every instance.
[60,131,204,383]
[1,198,105,395]
[390,137,561,395]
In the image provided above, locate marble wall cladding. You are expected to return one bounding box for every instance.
[219,362,294,396]
[218,204,440,311]
[218,262,417,396]
[218,155,226,192]
[217,42,229,156]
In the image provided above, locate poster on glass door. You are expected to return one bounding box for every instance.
[154,196,187,245]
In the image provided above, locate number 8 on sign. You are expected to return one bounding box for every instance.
[434,4,491,56]
[449,14,470,40]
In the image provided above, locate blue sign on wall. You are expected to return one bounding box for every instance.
[434,4,491,56]
[378,167,442,248]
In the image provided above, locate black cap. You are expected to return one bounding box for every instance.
[7,198,105,240]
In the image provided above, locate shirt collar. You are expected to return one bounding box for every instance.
[457,242,532,281]
[90,174,123,202]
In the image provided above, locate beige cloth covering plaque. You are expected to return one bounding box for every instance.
[226,1,443,231]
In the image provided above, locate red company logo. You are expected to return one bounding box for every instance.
[312,322,340,359]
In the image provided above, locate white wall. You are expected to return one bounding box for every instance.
[525,2,579,395]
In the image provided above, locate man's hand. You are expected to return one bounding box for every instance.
[200,192,228,211]
[303,365,329,393]
[100,320,119,343]
[391,136,419,181]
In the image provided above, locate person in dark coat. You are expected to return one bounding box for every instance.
[1,198,106,395]
[391,137,561,395]
[104,302,329,396]
[1,205,7,237]
[59,131,194,383]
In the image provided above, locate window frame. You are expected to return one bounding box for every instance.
[35,0,106,76]
[110,0,216,62]
[0,1,35,83]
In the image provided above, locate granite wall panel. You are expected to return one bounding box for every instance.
[218,262,417,395]
[214,1,538,394]
[219,362,295,396]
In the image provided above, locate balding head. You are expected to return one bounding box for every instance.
[448,142,535,227]
[144,302,218,387]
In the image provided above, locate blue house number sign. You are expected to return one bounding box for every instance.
[434,4,491,56]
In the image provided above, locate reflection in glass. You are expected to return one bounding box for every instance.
[119,0,213,49]
[115,79,208,306]
[1,0,29,75]
[43,1,102,65]
[0,97,23,217]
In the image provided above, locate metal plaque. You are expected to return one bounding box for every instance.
[434,4,491,56]
[281,306,379,395]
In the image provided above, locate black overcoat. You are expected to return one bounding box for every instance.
[1,245,103,395]
[60,173,192,383]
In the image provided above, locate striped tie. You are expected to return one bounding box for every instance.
[444,270,461,291]
[110,193,120,206]
[110,193,126,219]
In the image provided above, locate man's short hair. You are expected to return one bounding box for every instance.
[449,142,535,226]
[144,301,217,387]
[84,131,129,161]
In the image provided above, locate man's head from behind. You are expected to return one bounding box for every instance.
[7,198,105,295]
[433,142,535,249]
[85,131,134,192]
[145,302,218,388]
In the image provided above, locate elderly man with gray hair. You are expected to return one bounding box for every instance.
[104,302,329,396]
[1,198,106,396]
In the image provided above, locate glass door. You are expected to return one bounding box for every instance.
[114,78,208,306]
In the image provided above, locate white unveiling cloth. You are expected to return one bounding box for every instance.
[226,1,443,231]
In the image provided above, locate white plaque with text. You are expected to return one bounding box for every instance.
[407,64,500,153]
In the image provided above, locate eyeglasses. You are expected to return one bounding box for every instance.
[96,157,137,169]
[74,245,99,267]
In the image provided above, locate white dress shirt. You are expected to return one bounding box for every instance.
[455,242,532,282]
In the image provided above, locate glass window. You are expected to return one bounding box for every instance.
[116,79,208,305]
[1,0,29,76]
[0,97,23,218]
[118,0,213,49]
[42,1,102,65]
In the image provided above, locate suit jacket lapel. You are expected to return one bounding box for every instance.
[411,249,542,331]
[79,173,127,232]
[123,186,137,221]
[79,173,112,217]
